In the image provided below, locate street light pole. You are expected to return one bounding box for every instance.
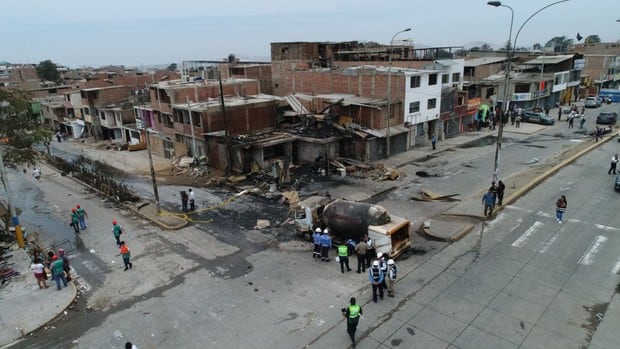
[487,0,569,183]
[386,27,411,158]
[145,129,161,214]
[0,150,25,248]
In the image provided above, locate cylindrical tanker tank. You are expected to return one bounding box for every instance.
[321,200,391,242]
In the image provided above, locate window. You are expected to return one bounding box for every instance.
[410,76,421,88]
[515,84,530,93]
[427,98,437,109]
[428,73,438,85]
[452,73,460,82]
[100,111,106,120]
[409,101,420,113]
[442,74,449,84]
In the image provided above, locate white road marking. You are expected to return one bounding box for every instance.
[539,229,561,254]
[512,221,544,247]
[578,235,608,266]
[505,205,533,213]
[612,259,620,275]
[536,211,554,219]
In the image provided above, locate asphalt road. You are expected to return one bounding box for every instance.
[8,104,620,349]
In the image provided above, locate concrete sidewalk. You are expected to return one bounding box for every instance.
[0,249,77,348]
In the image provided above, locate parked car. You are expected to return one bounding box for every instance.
[615,174,620,191]
[596,111,618,125]
[584,97,601,108]
[522,111,555,125]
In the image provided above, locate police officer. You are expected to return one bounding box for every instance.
[368,260,384,302]
[342,297,362,348]
[386,259,398,297]
[319,228,332,262]
[312,227,322,259]
[338,242,352,273]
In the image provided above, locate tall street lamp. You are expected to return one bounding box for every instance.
[487,0,569,183]
[386,27,411,158]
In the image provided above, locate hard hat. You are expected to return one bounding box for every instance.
[76,204,81,208]
[372,260,379,267]
[315,227,322,233]
[377,252,383,259]
[112,220,117,225]
[323,228,329,234]
[58,248,65,255]
[388,259,395,265]
[71,208,76,212]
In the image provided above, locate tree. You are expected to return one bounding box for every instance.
[167,63,177,71]
[532,43,542,50]
[0,89,51,166]
[470,46,481,51]
[584,35,601,44]
[480,43,493,51]
[545,36,573,52]
[36,60,60,83]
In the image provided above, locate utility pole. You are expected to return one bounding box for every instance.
[186,96,198,160]
[0,150,24,248]
[218,74,233,174]
[145,129,161,214]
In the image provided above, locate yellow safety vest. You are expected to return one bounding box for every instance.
[348,304,360,318]
[338,245,348,257]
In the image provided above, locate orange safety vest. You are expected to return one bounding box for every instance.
[120,245,130,255]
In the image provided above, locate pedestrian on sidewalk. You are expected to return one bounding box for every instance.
[489,182,498,206]
[354,238,368,273]
[120,241,133,271]
[180,190,189,212]
[76,204,88,230]
[312,227,322,259]
[515,115,521,128]
[112,220,125,247]
[50,255,68,290]
[342,297,362,348]
[580,115,586,129]
[368,260,384,302]
[319,228,332,262]
[58,248,72,281]
[431,134,437,150]
[188,188,195,211]
[555,195,567,224]
[30,258,48,289]
[482,189,495,217]
[70,208,80,234]
[595,126,600,142]
[385,259,398,297]
[496,180,506,206]
[608,153,618,174]
[558,108,562,121]
[337,242,351,273]
[568,114,574,128]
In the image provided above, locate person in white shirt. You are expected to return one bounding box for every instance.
[188,188,195,211]
[30,259,48,289]
[32,167,41,181]
[609,154,618,175]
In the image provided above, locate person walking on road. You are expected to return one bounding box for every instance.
[489,182,498,206]
[558,108,562,121]
[180,190,189,212]
[482,189,495,218]
[568,114,574,128]
[431,134,437,150]
[120,241,133,271]
[112,220,125,247]
[50,255,68,290]
[377,252,388,290]
[580,115,586,129]
[188,188,195,211]
[496,180,506,206]
[70,208,80,234]
[555,195,567,224]
[368,260,384,302]
[342,297,362,348]
[337,242,351,273]
[515,114,521,128]
[32,167,41,181]
[76,204,88,230]
[609,154,618,174]
[312,227,322,259]
[354,238,368,273]
[125,342,138,349]
[319,228,332,262]
[385,259,398,297]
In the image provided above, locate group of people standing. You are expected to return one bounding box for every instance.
[69,204,88,234]
[481,180,506,217]
[179,188,196,212]
[30,248,71,291]
[311,228,398,347]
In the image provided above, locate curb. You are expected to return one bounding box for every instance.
[422,223,474,242]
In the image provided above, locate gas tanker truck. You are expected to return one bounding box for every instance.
[294,197,412,258]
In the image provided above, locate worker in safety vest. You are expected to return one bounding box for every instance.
[368,260,384,302]
[319,228,332,262]
[342,297,363,347]
[338,242,351,273]
[312,227,322,259]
